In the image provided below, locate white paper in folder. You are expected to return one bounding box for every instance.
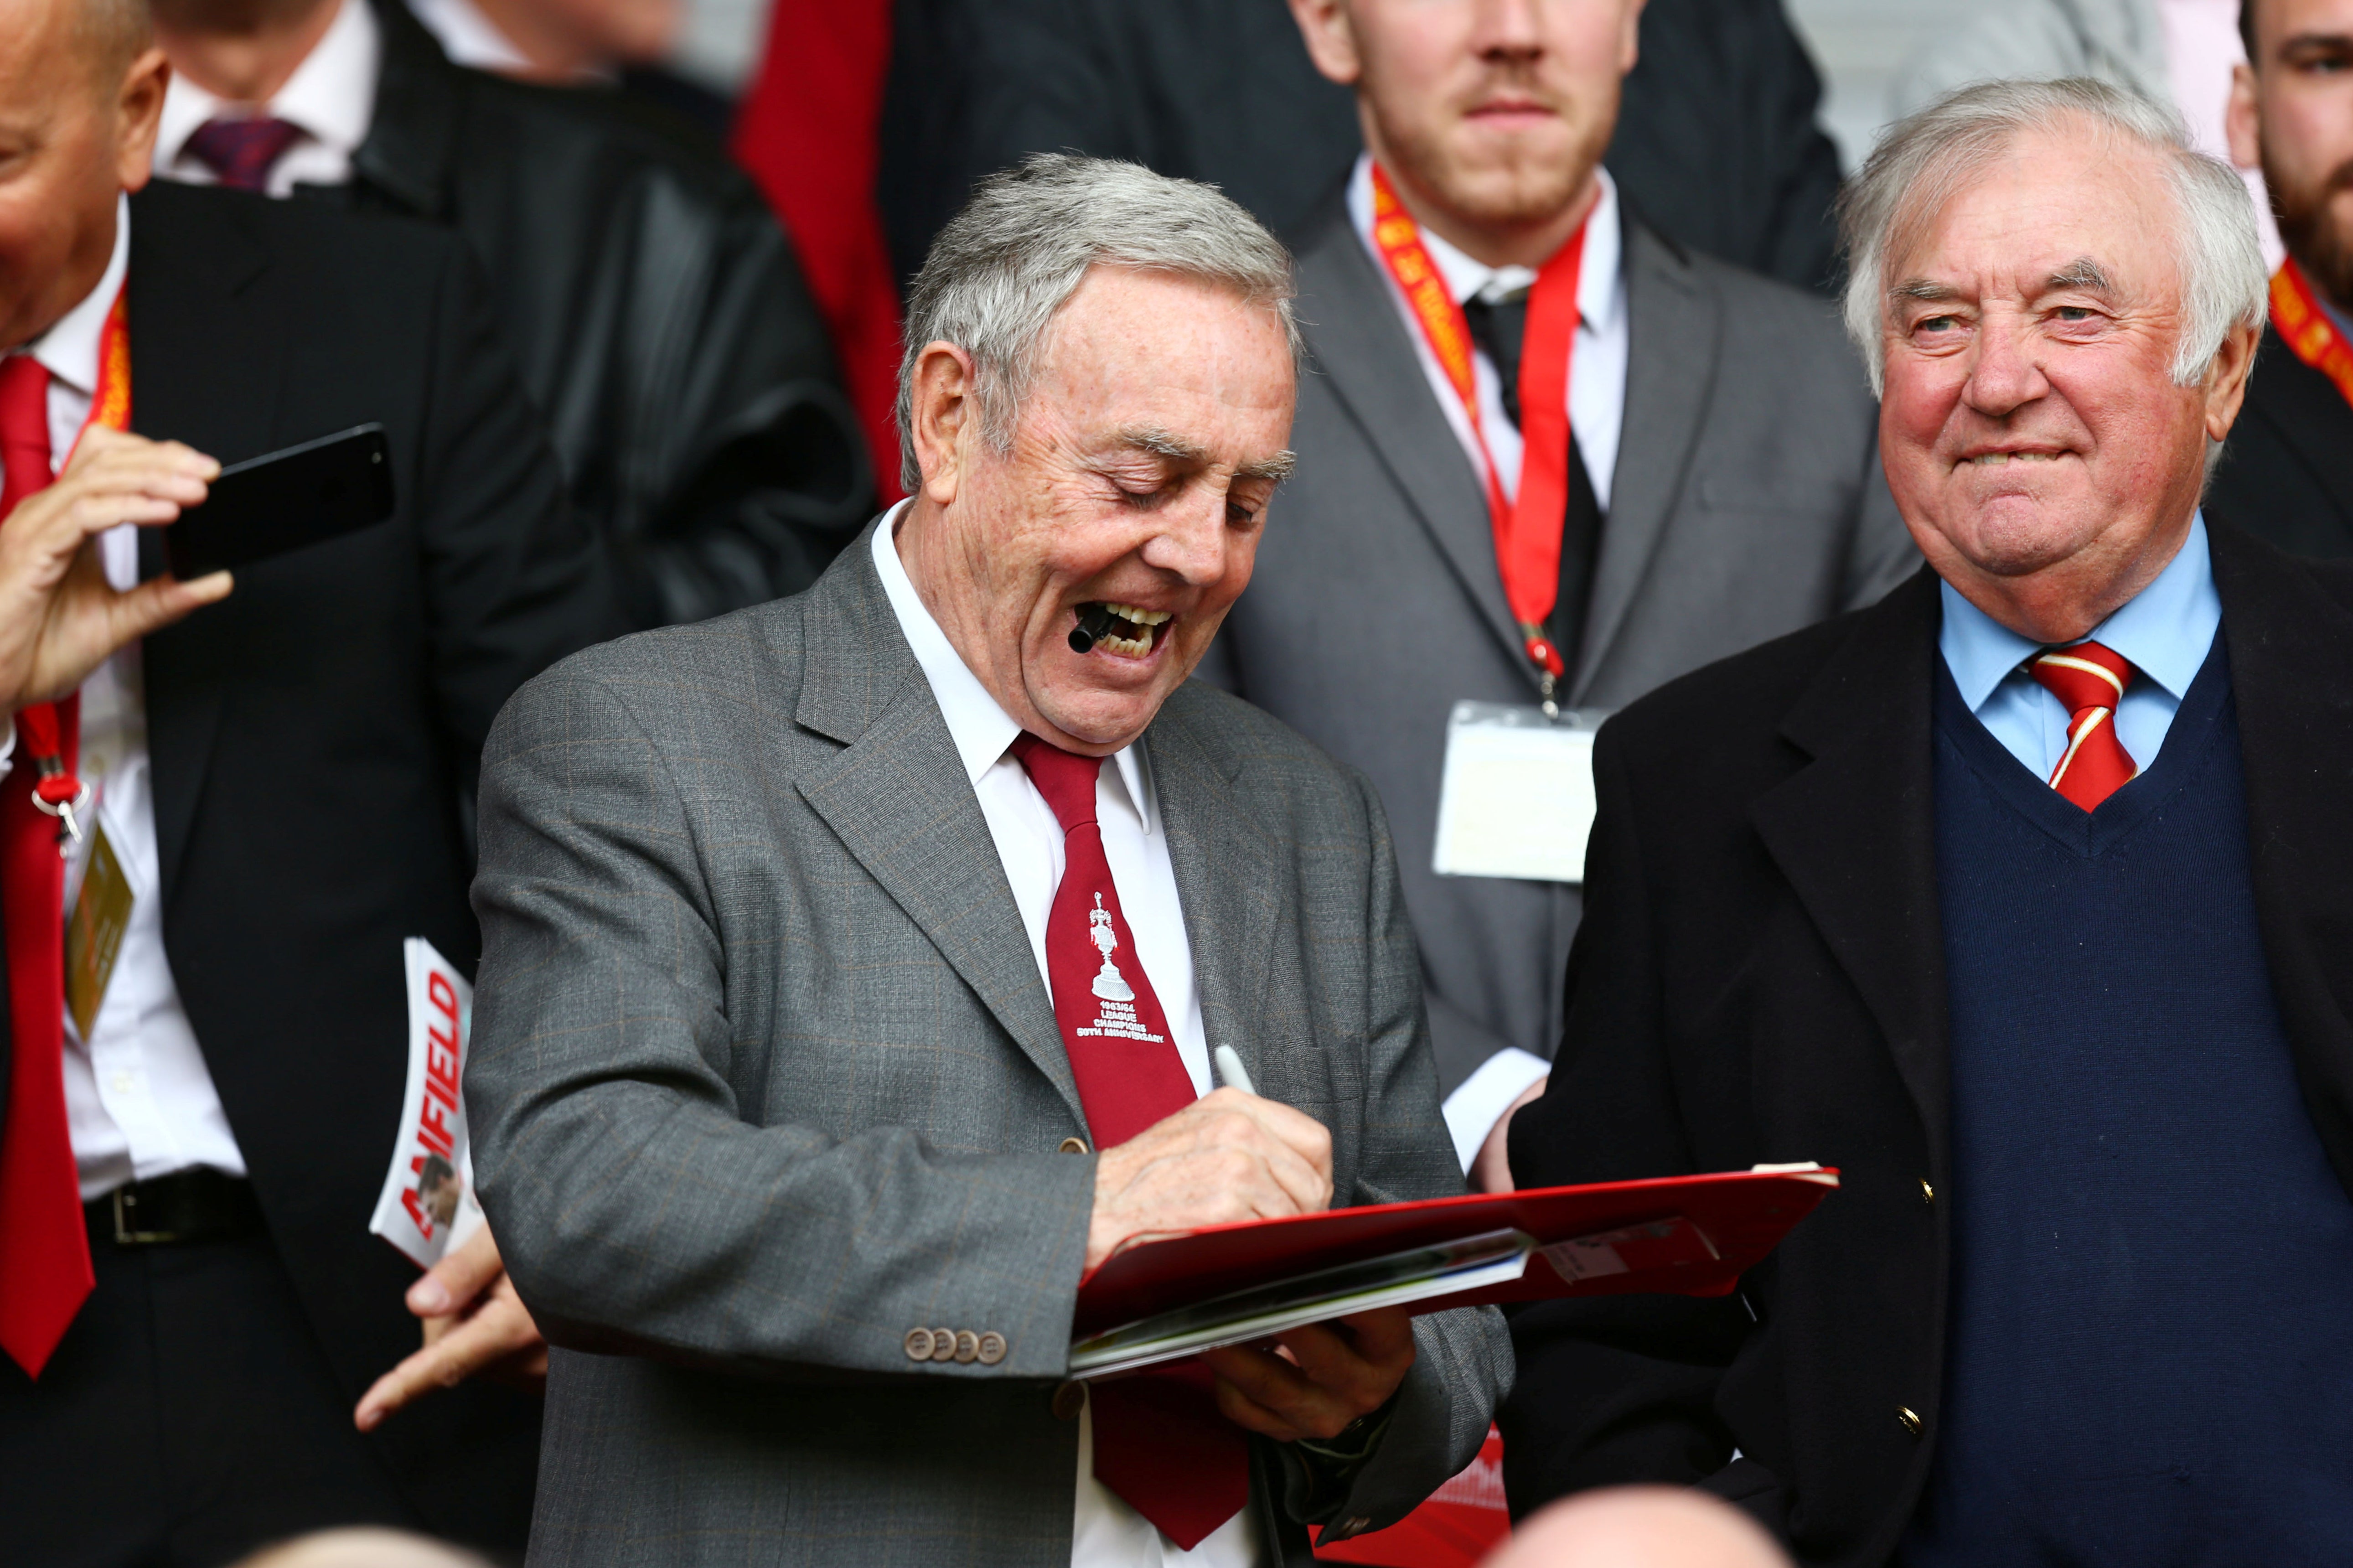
[1432,701,1607,885]
[367,937,486,1268]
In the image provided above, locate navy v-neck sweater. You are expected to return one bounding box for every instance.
[1901,638,2353,1565]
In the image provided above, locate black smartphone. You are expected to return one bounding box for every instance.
[165,423,397,579]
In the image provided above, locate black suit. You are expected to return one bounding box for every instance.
[321,0,871,628]
[1497,527,2353,1567]
[878,0,1847,295]
[0,181,615,1562]
[2207,326,2353,558]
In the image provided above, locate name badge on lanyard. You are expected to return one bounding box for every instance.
[1432,702,1608,885]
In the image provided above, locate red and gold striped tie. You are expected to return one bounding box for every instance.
[2030,641,2138,811]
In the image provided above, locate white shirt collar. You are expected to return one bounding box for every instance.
[21,197,129,391]
[868,503,1157,833]
[158,0,380,174]
[1939,511,2224,709]
[1347,153,1624,336]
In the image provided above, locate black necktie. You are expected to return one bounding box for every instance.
[1460,290,1605,685]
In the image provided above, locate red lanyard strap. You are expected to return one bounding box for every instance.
[1368,162,1586,687]
[2271,257,2353,410]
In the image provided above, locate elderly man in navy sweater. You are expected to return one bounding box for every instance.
[1500,77,2353,1567]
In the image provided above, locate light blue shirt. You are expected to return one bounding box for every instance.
[1939,513,2222,780]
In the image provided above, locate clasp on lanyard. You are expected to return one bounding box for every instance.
[30,763,91,853]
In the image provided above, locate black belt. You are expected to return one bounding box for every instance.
[85,1170,265,1246]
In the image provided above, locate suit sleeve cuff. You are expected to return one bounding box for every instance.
[1441,1048,1551,1171]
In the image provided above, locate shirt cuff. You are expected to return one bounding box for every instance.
[1441,1047,1552,1172]
[0,712,14,780]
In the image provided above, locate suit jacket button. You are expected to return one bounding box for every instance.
[954,1330,980,1363]
[905,1328,935,1361]
[1897,1406,1924,1438]
[1059,1137,1090,1154]
[1343,1518,1371,1533]
[976,1330,1007,1365]
[1053,1380,1086,1420]
[1919,1179,1936,1206]
[930,1329,960,1361]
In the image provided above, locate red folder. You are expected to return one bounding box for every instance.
[1072,1167,1839,1341]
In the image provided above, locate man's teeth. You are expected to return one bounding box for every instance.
[1098,633,1153,657]
[1969,451,2062,465]
[1103,603,1171,626]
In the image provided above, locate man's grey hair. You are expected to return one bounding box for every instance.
[894,153,1301,492]
[1838,78,2268,397]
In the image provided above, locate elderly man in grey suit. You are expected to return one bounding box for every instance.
[1208,0,1919,1187]
[464,154,1509,1567]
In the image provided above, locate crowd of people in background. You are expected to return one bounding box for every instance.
[7,0,2353,1565]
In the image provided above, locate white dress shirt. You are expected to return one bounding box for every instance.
[0,206,249,1200]
[1347,153,1629,511]
[1350,156,1631,1163]
[156,0,379,198]
[870,509,1259,1568]
[1940,513,2223,780]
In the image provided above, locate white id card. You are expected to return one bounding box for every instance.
[1431,701,1608,885]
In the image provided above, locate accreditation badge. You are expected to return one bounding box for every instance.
[1431,701,1608,885]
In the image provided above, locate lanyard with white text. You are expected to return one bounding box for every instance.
[1368,162,1585,708]
[12,282,130,850]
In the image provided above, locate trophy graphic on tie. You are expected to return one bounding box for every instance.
[1089,893,1135,1002]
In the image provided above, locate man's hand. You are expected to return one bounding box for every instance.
[353,1225,548,1433]
[0,427,227,710]
[1471,1075,1547,1194]
[1086,1087,1333,1271]
[1200,1306,1417,1442]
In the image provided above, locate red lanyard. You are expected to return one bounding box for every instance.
[2270,256,2353,410]
[11,283,130,849]
[1368,162,1585,693]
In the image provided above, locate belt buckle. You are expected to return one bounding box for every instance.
[112,1185,176,1245]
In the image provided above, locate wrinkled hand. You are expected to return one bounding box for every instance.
[1471,1075,1548,1194]
[1200,1306,1417,1442]
[354,1224,548,1432]
[0,427,228,709]
[1086,1087,1333,1271]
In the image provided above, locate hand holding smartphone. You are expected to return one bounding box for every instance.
[165,423,396,580]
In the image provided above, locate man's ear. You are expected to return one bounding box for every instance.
[1619,0,1648,76]
[2226,62,2263,171]
[1288,0,1362,88]
[909,341,977,507]
[115,47,171,193]
[2204,318,2261,442]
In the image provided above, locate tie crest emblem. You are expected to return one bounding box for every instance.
[1087,892,1134,1002]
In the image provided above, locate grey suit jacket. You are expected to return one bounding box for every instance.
[465,530,1510,1566]
[1204,206,1918,1097]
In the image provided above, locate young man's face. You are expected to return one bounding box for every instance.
[2235,0,2353,301]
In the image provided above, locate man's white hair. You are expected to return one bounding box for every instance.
[894,152,1301,493]
[1838,78,2267,397]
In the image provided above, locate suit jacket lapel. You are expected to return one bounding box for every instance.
[1748,570,1951,1171]
[126,187,282,901]
[2212,525,2353,1195]
[790,533,1086,1129]
[2231,330,2353,537]
[1143,690,1284,1098]
[1573,223,1720,704]
[1293,206,1528,671]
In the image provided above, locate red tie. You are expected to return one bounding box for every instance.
[2030,641,2139,812]
[183,117,304,194]
[0,353,93,1380]
[1009,734,1249,1549]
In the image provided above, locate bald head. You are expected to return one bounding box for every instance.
[1484,1487,1793,1568]
[0,0,166,350]
[232,1529,496,1568]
